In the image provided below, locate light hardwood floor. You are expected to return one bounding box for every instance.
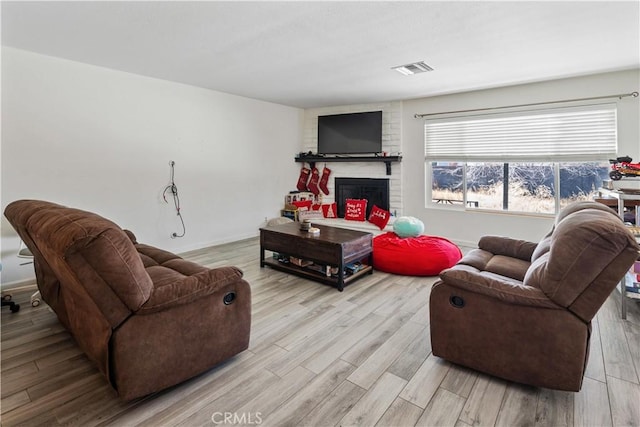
[1,237,640,426]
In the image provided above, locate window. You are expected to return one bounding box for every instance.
[426,103,617,214]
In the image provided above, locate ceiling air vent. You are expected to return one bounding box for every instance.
[392,61,434,75]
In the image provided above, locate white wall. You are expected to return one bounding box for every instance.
[302,102,403,216]
[1,47,303,286]
[402,69,640,246]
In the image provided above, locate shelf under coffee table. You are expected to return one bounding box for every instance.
[259,222,373,291]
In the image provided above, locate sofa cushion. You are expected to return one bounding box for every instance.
[485,255,531,283]
[74,228,153,312]
[531,236,551,262]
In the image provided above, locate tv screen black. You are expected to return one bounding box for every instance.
[317,111,382,155]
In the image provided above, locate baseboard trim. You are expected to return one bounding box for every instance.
[1,279,37,292]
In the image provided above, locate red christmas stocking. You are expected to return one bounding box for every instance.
[296,166,311,191]
[307,167,320,195]
[319,166,331,195]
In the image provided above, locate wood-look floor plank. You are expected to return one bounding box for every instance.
[1,373,105,426]
[250,302,334,353]
[345,279,398,319]
[415,387,467,427]
[174,367,280,426]
[301,274,385,311]
[599,318,639,384]
[607,376,640,427]
[409,299,430,326]
[375,397,423,427]
[386,325,431,381]
[1,331,72,364]
[1,324,66,350]
[459,374,508,427]
[298,380,367,427]
[441,364,479,399]
[0,361,39,385]
[1,390,31,414]
[585,316,607,383]
[274,300,356,351]
[26,359,99,401]
[534,388,574,427]
[347,319,424,390]
[34,344,84,370]
[338,372,407,427]
[266,313,357,377]
[494,383,539,427]
[398,281,435,315]
[373,278,423,317]
[574,376,613,427]
[235,365,316,420]
[340,309,414,367]
[263,359,356,427]
[52,386,119,426]
[2,356,93,399]
[302,311,386,374]
[399,354,450,409]
[623,323,640,385]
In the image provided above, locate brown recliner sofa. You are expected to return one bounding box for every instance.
[430,201,639,391]
[4,200,251,400]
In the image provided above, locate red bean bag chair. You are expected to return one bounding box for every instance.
[373,232,462,276]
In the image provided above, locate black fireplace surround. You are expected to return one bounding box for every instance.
[335,178,390,219]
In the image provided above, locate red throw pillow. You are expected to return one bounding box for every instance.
[322,203,337,218]
[344,199,367,221]
[292,200,313,211]
[368,205,391,230]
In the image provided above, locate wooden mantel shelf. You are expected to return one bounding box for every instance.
[294,155,402,175]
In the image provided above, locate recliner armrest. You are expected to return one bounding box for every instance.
[440,264,561,309]
[137,266,247,314]
[478,236,537,261]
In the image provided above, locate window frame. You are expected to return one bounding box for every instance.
[425,102,618,216]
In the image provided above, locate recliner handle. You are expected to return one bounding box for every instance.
[450,295,465,308]
[223,292,236,305]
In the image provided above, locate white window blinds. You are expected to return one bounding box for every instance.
[424,103,618,162]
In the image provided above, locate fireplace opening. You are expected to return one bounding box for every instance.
[335,178,390,219]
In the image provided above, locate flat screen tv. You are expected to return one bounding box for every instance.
[317,111,382,155]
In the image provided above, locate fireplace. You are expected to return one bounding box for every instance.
[335,178,390,219]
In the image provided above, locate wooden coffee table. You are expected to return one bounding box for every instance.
[260,222,373,291]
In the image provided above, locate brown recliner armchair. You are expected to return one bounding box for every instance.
[4,200,251,400]
[429,201,639,391]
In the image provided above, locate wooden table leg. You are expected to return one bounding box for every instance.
[337,261,345,292]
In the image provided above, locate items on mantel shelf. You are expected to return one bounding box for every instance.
[295,153,402,176]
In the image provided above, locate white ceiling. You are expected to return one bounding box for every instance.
[2,1,639,109]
